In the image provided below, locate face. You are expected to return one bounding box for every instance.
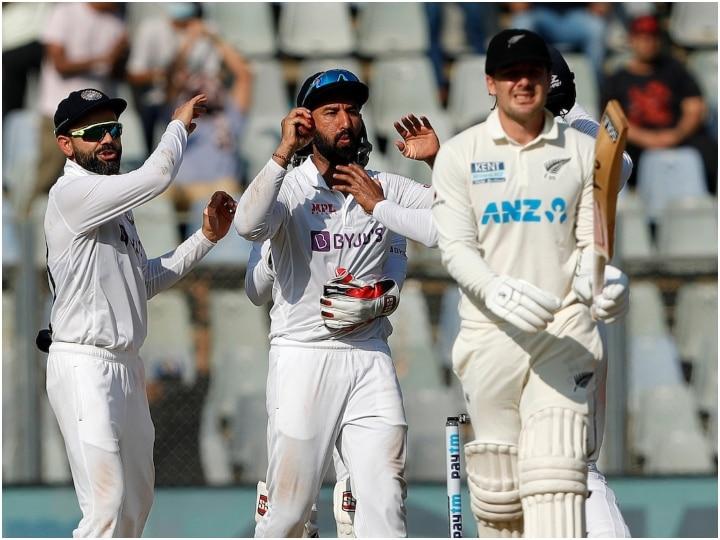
[311,98,364,166]
[630,33,661,63]
[486,62,550,123]
[57,108,123,175]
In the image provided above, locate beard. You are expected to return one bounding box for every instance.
[74,143,122,175]
[313,128,360,166]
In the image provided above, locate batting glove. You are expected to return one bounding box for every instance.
[321,271,400,331]
[592,265,630,324]
[483,275,561,333]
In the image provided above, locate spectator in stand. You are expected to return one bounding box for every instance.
[163,18,253,221]
[33,2,127,212]
[602,15,716,193]
[2,2,50,118]
[127,3,207,156]
[508,2,610,84]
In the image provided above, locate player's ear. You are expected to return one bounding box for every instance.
[56,135,74,158]
[485,75,496,97]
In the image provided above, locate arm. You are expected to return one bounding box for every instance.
[564,103,633,189]
[627,97,705,149]
[382,232,408,290]
[373,202,438,248]
[245,241,275,305]
[233,107,314,240]
[54,96,207,235]
[145,191,236,298]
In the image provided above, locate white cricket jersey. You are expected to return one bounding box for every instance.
[45,120,215,352]
[234,157,431,346]
[432,109,596,326]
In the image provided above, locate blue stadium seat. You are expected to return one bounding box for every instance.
[278,3,355,57]
[447,54,495,132]
[637,147,708,222]
[205,2,276,58]
[356,3,429,58]
[668,2,718,48]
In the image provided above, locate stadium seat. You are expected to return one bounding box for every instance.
[205,2,276,58]
[199,400,233,485]
[189,200,253,268]
[693,332,718,416]
[637,147,708,222]
[2,292,20,482]
[370,56,442,139]
[404,386,466,482]
[564,53,599,119]
[132,196,181,258]
[687,50,718,108]
[2,198,20,269]
[656,196,718,273]
[278,3,355,58]
[230,391,269,483]
[644,427,715,474]
[361,114,391,173]
[126,2,166,38]
[388,280,443,391]
[240,113,284,183]
[673,281,718,367]
[614,191,656,265]
[29,195,48,268]
[297,57,363,90]
[356,3,429,58]
[115,84,150,168]
[248,60,290,120]
[142,290,195,383]
[627,281,668,338]
[628,335,684,415]
[2,109,40,210]
[668,2,718,48]
[447,54,496,133]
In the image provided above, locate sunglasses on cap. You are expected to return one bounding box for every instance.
[68,121,123,142]
[299,69,363,107]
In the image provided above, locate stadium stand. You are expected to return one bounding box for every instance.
[205,2,276,59]
[278,3,355,58]
[356,3,429,58]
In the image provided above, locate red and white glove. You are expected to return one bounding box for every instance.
[321,269,400,332]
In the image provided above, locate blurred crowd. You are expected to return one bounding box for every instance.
[2,2,717,486]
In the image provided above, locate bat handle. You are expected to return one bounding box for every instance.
[592,253,607,321]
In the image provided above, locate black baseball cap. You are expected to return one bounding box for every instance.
[485,29,551,75]
[296,69,369,110]
[53,88,127,136]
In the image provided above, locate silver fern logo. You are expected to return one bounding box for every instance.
[544,157,571,180]
[507,35,525,47]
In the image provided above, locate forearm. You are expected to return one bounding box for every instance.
[245,242,275,305]
[145,229,215,298]
[373,201,438,248]
[233,158,287,241]
[382,233,408,290]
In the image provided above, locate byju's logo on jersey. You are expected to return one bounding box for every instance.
[311,228,385,252]
[480,197,568,225]
[470,161,506,184]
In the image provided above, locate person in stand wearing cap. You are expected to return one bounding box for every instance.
[603,15,716,192]
[432,29,608,537]
[233,69,437,537]
[43,88,236,537]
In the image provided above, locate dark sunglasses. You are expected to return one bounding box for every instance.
[69,121,123,142]
[300,69,361,107]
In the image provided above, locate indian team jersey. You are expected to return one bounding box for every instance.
[432,109,596,326]
[235,157,432,346]
[45,120,215,352]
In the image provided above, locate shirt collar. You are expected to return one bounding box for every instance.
[62,158,96,177]
[486,108,560,147]
[299,154,332,190]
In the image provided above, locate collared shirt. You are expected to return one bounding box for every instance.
[45,120,215,352]
[234,156,432,346]
[432,109,595,326]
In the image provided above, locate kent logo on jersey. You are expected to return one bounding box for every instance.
[480,197,568,225]
[471,161,506,184]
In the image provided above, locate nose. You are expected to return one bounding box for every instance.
[337,110,351,128]
[99,130,114,145]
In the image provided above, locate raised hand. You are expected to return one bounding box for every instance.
[172,94,208,135]
[393,114,440,167]
[202,191,237,243]
[273,107,315,167]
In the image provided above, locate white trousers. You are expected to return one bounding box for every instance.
[586,465,632,538]
[46,343,155,538]
[255,343,407,538]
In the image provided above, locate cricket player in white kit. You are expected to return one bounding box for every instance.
[43,88,236,537]
[431,29,608,537]
[234,69,435,537]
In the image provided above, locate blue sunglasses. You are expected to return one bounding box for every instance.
[299,69,363,108]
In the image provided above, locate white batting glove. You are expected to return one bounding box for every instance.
[572,248,594,304]
[592,265,629,324]
[321,271,400,331]
[483,276,561,332]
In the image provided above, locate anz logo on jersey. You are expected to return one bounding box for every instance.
[310,227,386,252]
[480,197,568,225]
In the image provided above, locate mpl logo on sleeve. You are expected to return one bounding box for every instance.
[470,161,506,184]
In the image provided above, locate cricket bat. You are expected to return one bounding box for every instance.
[593,100,628,297]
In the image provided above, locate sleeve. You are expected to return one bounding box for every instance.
[144,229,215,299]
[54,120,188,235]
[575,144,595,251]
[41,5,68,45]
[676,62,702,99]
[565,103,633,190]
[373,201,438,248]
[383,173,435,210]
[245,241,275,306]
[233,158,289,241]
[382,232,408,290]
[431,144,496,304]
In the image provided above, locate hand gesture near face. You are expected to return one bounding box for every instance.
[332,163,385,214]
[172,94,208,135]
[202,191,237,243]
[393,114,440,167]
